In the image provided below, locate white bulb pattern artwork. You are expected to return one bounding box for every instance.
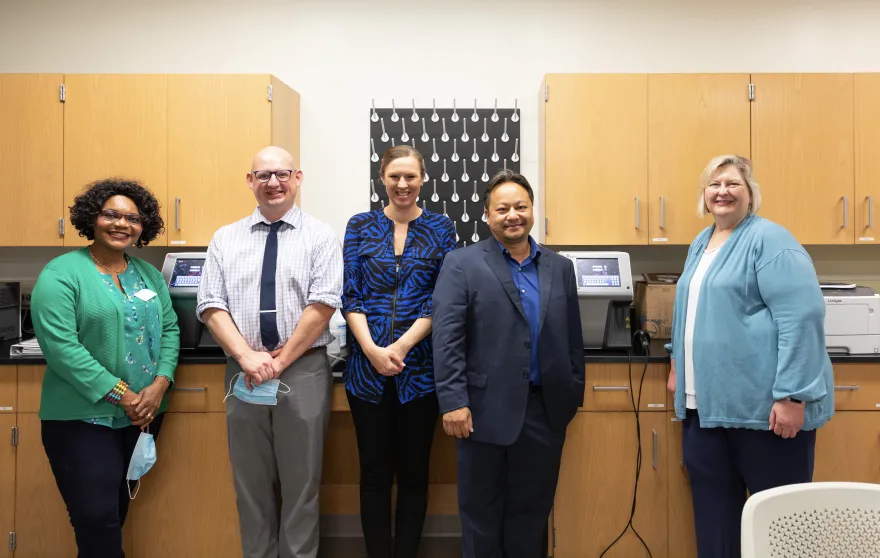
[369,100,521,248]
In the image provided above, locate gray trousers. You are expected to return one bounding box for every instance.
[225,348,333,558]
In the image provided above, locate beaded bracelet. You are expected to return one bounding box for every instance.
[105,379,129,405]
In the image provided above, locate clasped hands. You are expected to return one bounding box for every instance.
[238,348,289,390]
[365,341,411,377]
[120,376,170,430]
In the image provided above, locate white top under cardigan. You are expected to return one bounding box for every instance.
[683,245,721,409]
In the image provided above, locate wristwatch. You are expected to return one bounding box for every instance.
[788,397,804,404]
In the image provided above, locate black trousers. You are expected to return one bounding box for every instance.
[346,382,439,558]
[457,391,565,558]
[682,409,816,558]
[41,414,166,558]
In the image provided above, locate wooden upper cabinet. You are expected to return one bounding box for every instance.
[63,74,168,247]
[167,74,300,247]
[648,74,751,245]
[855,74,880,243]
[750,74,855,245]
[542,74,648,245]
[0,74,64,246]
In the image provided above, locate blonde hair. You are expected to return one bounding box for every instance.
[697,155,761,217]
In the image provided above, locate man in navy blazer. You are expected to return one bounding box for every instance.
[432,169,586,558]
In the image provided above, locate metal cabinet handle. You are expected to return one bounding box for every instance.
[635,197,640,229]
[652,429,658,470]
[868,196,874,229]
[174,198,181,231]
[660,196,666,229]
[842,196,848,229]
[174,386,207,392]
[592,385,629,392]
[833,385,860,391]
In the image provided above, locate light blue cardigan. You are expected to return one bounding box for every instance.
[665,214,834,430]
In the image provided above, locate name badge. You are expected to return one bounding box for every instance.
[134,289,157,302]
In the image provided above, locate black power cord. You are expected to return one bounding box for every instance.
[599,330,653,558]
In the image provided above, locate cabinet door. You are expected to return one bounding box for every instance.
[855,74,880,243]
[129,412,242,558]
[666,413,698,558]
[0,366,15,413]
[648,74,751,245]
[63,74,168,246]
[14,413,78,557]
[0,74,64,246]
[0,414,14,558]
[167,75,271,246]
[814,411,880,484]
[553,411,667,557]
[543,74,648,245]
[750,74,854,244]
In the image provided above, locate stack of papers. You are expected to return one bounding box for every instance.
[10,337,42,357]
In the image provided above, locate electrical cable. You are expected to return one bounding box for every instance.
[599,330,653,558]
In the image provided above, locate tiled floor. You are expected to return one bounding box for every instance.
[318,537,462,557]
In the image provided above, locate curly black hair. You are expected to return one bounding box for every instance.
[69,178,164,248]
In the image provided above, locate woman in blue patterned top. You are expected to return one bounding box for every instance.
[343,145,456,558]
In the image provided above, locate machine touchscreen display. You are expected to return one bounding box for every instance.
[575,258,621,287]
[169,258,206,288]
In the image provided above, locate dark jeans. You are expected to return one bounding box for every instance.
[41,414,166,558]
[682,409,816,558]
[346,382,439,558]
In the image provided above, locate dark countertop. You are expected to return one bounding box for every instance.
[3,338,880,367]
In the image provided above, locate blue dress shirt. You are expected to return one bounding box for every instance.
[497,237,542,385]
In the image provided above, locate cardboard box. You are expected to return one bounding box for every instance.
[634,273,680,340]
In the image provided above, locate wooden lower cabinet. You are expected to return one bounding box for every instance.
[552,363,880,558]
[129,412,242,558]
[7,363,880,557]
[666,413,697,558]
[553,411,667,558]
[0,414,14,558]
[814,411,880,483]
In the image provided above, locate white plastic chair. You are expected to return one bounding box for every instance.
[741,481,880,558]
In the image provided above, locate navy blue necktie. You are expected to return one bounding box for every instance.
[260,221,283,350]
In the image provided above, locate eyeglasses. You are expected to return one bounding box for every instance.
[98,209,143,225]
[252,169,295,183]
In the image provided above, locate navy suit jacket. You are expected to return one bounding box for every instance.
[432,238,586,446]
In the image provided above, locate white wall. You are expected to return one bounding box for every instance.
[2,0,880,286]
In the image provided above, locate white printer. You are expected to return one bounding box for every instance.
[822,284,880,354]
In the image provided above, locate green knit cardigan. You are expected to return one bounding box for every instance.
[31,248,180,421]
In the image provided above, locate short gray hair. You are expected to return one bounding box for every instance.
[697,155,761,217]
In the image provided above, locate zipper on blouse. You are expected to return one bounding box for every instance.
[391,258,400,343]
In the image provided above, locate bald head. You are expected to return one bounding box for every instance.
[247,145,302,221]
[251,146,296,172]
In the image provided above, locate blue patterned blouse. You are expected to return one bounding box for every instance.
[343,209,457,404]
[83,264,167,428]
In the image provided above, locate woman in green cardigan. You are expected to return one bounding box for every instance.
[31,177,180,558]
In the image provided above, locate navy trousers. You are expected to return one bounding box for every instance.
[457,391,564,558]
[42,414,166,558]
[682,409,816,558]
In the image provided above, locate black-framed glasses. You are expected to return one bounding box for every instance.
[252,169,295,183]
[98,209,143,225]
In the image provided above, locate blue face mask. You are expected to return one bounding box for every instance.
[224,373,290,406]
[127,430,157,499]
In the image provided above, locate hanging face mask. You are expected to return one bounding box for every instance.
[127,429,157,499]
[224,372,290,406]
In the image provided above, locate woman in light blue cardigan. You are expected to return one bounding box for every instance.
[665,155,834,558]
